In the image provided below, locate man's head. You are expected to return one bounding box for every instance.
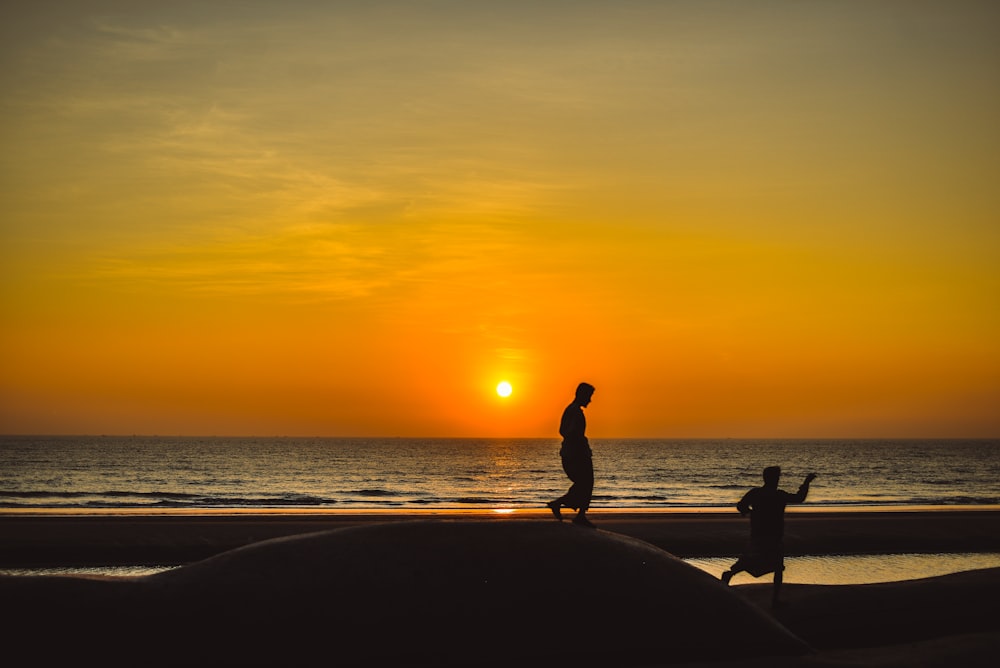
[575,382,595,406]
[762,466,781,486]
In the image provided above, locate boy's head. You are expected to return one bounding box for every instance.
[762,466,781,486]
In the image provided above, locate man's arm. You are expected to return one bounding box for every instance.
[788,473,817,504]
[736,488,754,516]
[559,404,585,441]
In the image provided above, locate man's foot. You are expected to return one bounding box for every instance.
[546,500,563,521]
[572,515,595,528]
[720,571,734,586]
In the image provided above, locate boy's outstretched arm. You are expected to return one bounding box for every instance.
[790,473,817,504]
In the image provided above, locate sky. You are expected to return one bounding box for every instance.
[1,1,998,438]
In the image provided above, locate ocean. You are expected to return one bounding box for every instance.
[2,436,998,511]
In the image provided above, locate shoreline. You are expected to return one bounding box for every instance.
[4,503,1000,515]
[3,507,999,568]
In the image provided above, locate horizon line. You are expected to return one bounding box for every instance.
[2,433,998,441]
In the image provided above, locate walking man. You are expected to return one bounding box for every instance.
[547,382,596,528]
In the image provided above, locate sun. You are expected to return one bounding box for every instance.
[496,381,513,397]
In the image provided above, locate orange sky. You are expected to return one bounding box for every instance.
[2,1,998,437]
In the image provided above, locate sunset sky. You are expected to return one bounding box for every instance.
[2,1,998,438]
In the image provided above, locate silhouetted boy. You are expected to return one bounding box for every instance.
[547,382,596,528]
[721,467,817,607]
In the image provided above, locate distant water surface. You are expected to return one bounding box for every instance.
[1,436,998,511]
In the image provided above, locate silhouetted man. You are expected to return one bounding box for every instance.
[547,382,596,528]
[721,467,817,607]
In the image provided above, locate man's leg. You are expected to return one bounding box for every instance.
[571,457,595,527]
[560,455,583,511]
[546,497,564,520]
[548,455,577,520]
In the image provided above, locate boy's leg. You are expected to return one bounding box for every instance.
[721,560,744,585]
[771,565,785,607]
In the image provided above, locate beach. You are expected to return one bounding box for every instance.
[2,509,999,666]
[3,507,999,567]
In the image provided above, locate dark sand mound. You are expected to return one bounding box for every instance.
[739,566,1000,650]
[667,567,1000,668]
[1,520,806,666]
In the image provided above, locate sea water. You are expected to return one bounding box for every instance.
[2,436,998,510]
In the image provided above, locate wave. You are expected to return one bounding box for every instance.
[452,497,505,505]
[0,491,340,508]
[0,490,199,500]
[2,485,999,510]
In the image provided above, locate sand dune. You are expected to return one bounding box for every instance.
[2,518,998,666]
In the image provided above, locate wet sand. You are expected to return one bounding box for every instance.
[2,508,999,567]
